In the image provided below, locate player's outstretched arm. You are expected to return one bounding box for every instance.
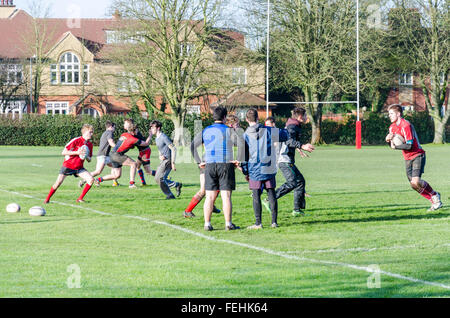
[301,143,315,153]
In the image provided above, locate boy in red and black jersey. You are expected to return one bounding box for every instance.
[44,124,95,203]
[135,128,156,186]
[386,104,442,211]
[96,119,150,188]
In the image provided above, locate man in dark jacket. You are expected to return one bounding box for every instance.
[241,108,289,228]
[276,107,315,216]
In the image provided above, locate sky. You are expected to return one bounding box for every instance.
[14,0,115,18]
[13,0,245,20]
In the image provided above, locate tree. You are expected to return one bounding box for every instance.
[359,0,398,112]
[389,0,449,143]
[244,0,358,144]
[107,0,247,145]
[20,1,55,113]
[0,59,27,114]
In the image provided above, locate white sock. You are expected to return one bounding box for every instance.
[204,222,211,227]
[226,221,232,227]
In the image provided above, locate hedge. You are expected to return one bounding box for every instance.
[0,111,447,146]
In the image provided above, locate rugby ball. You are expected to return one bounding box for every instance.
[29,206,46,216]
[79,145,90,160]
[392,134,406,147]
[6,203,20,213]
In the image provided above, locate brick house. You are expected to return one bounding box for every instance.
[384,72,449,113]
[0,1,266,117]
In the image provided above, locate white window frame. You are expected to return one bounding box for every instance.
[50,64,58,85]
[0,100,26,114]
[117,72,138,93]
[83,64,90,85]
[46,102,69,115]
[180,43,195,57]
[59,52,81,85]
[1,64,23,85]
[82,107,98,118]
[399,73,413,86]
[232,67,247,85]
[186,105,201,115]
[430,73,446,86]
[106,30,145,44]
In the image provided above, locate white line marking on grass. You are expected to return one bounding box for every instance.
[286,243,450,255]
[2,188,450,291]
[31,164,43,168]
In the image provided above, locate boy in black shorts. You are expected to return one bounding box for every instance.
[199,107,240,231]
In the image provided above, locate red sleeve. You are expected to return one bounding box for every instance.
[65,138,80,151]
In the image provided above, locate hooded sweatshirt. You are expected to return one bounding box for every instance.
[242,123,289,181]
[278,117,304,164]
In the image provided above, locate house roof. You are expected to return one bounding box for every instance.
[212,89,274,107]
[0,9,246,60]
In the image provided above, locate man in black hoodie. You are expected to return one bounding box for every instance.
[275,107,315,216]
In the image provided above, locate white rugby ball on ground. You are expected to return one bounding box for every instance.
[392,134,406,147]
[6,203,20,213]
[79,145,90,160]
[29,206,46,216]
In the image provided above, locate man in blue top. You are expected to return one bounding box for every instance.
[197,106,241,231]
[241,108,289,229]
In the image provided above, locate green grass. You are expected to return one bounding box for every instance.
[0,145,449,297]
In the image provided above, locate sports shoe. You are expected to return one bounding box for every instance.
[247,224,263,230]
[428,192,443,211]
[225,223,240,231]
[261,198,271,213]
[141,183,147,187]
[129,184,137,189]
[204,224,214,231]
[212,206,221,213]
[292,210,305,217]
[76,199,85,203]
[94,179,101,187]
[176,183,183,197]
[271,223,279,228]
[166,195,176,200]
[112,180,119,187]
[183,211,195,218]
[78,180,86,188]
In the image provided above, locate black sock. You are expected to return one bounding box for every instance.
[252,189,262,225]
[267,188,278,224]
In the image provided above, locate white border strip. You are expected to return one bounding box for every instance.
[1,188,449,291]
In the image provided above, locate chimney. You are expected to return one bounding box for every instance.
[113,9,121,20]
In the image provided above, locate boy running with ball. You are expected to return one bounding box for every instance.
[385,104,442,211]
[44,124,95,203]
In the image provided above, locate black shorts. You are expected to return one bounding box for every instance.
[405,153,426,180]
[110,152,130,168]
[137,156,150,166]
[59,166,87,177]
[205,163,235,191]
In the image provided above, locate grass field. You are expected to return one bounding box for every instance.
[0,144,449,298]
